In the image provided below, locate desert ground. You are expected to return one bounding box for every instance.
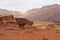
[0,28,60,40]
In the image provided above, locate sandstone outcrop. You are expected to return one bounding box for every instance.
[0,15,34,29]
[16,18,33,29]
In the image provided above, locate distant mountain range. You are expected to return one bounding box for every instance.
[0,4,60,22]
[0,9,22,18]
[25,4,60,22]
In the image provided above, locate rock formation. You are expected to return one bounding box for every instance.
[0,15,34,30]
[0,15,19,29]
[16,18,33,29]
[3,15,17,24]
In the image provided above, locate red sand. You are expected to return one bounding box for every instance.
[0,29,60,40]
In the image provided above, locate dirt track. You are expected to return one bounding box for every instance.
[0,29,60,40]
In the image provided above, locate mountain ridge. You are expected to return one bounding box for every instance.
[25,4,60,22]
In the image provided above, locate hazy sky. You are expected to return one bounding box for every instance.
[0,0,60,11]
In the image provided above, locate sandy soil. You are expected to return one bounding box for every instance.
[0,28,60,40]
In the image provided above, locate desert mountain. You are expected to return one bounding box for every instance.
[10,11,23,18]
[0,9,10,15]
[25,4,60,22]
[0,9,22,18]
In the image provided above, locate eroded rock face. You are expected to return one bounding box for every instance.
[0,15,19,29]
[16,18,33,29]
[0,15,34,29]
[3,15,17,24]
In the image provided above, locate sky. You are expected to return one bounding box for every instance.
[0,0,60,11]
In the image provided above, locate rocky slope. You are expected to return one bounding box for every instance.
[25,4,60,22]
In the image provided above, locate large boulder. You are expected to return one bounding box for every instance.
[16,18,33,29]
